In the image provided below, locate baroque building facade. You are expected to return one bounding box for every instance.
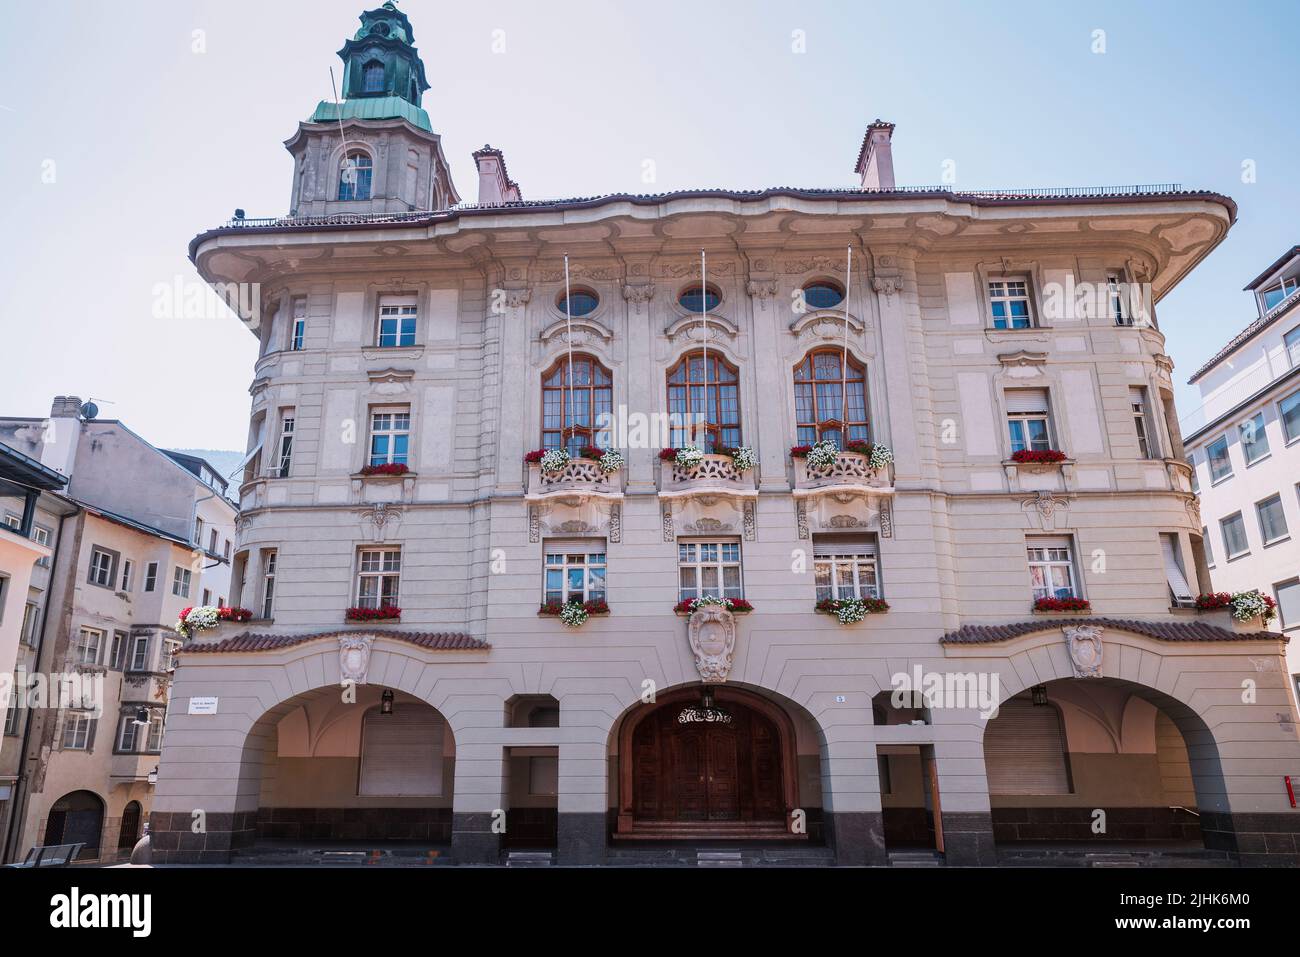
[152,4,1300,866]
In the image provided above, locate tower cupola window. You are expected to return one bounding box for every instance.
[362,59,385,93]
[339,151,373,201]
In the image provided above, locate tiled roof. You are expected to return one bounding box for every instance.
[941,617,1283,645]
[182,630,489,654]
[1187,288,1300,384]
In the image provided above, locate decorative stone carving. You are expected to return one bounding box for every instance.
[1021,491,1071,530]
[662,502,675,542]
[872,275,902,297]
[1184,496,1201,528]
[671,455,744,485]
[665,314,739,345]
[688,604,738,684]
[783,256,846,274]
[553,519,595,534]
[827,514,862,528]
[622,283,656,305]
[790,312,866,344]
[503,288,532,308]
[609,504,622,543]
[1063,624,1103,678]
[743,501,756,541]
[529,505,541,543]
[539,317,612,347]
[539,265,619,282]
[998,350,1049,369]
[339,635,375,685]
[879,501,893,538]
[746,279,778,306]
[667,260,735,278]
[358,503,403,542]
[683,517,730,534]
[795,501,809,540]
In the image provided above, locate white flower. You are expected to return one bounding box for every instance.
[598,449,625,474]
[834,599,867,624]
[867,444,894,470]
[675,445,705,469]
[1230,590,1275,623]
[805,439,839,470]
[539,448,570,473]
[729,446,756,473]
[559,601,589,627]
[175,605,221,638]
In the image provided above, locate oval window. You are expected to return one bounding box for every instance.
[558,289,599,317]
[803,281,845,310]
[678,285,721,312]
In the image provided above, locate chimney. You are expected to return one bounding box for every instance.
[472,144,522,205]
[855,119,896,190]
[40,395,84,477]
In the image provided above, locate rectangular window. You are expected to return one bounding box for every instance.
[368,406,411,467]
[1206,435,1232,482]
[202,588,212,606]
[1202,526,1215,567]
[261,550,277,620]
[117,714,139,752]
[32,524,50,567]
[162,638,181,672]
[1109,274,1132,326]
[1284,325,1300,366]
[1280,390,1300,444]
[110,630,128,670]
[542,541,607,604]
[1,512,18,530]
[172,565,192,598]
[75,627,103,666]
[147,711,164,752]
[356,548,401,609]
[208,529,218,555]
[144,561,158,592]
[120,559,133,592]
[194,516,205,546]
[988,278,1033,329]
[4,697,19,736]
[276,409,295,478]
[129,636,150,672]
[1130,387,1154,458]
[1026,537,1078,601]
[1240,412,1270,465]
[377,297,418,348]
[21,601,39,645]
[223,539,232,561]
[88,547,115,588]
[1264,278,1299,312]
[1276,579,1300,631]
[1160,533,1194,607]
[1220,512,1249,559]
[677,540,743,602]
[1006,389,1052,453]
[1257,494,1289,544]
[61,712,95,750]
[290,296,307,351]
[812,534,881,601]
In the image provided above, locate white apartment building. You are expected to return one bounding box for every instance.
[1184,244,1300,703]
[149,4,1300,868]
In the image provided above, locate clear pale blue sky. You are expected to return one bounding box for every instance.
[1,0,1296,453]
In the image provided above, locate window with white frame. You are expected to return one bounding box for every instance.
[117,712,141,752]
[32,524,50,566]
[377,296,417,348]
[209,528,218,555]
[162,638,181,672]
[1159,533,1194,607]
[129,635,150,672]
[368,406,411,467]
[542,541,607,604]
[1281,389,1300,444]
[1026,537,1079,601]
[988,278,1033,329]
[88,547,115,588]
[1206,435,1232,482]
[21,601,39,645]
[1264,278,1299,313]
[1240,412,1270,465]
[4,697,18,736]
[146,711,164,751]
[290,296,307,351]
[813,534,881,601]
[1220,512,1249,558]
[144,561,158,592]
[677,540,743,601]
[202,588,211,606]
[1130,387,1155,458]
[1005,389,1052,453]
[276,409,295,478]
[1285,326,1300,368]
[75,627,102,665]
[172,565,191,598]
[356,548,401,609]
[1276,579,1300,631]
[194,516,204,546]
[61,711,95,750]
[120,559,133,592]
[109,631,127,670]
[260,549,277,619]
[1202,526,1215,567]
[1257,494,1289,545]
[1109,274,1132,326]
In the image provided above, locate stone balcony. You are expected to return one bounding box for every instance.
[525,458,624,505]
[658,454,758,504]
[792,451,894,538]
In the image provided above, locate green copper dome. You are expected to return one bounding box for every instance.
[311,3,432,130]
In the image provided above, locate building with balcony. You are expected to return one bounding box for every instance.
[152,3,1300,867]
[1183,244,1300,705]
[0,398,237,863]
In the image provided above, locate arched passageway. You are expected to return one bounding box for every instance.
[43,790,105,861]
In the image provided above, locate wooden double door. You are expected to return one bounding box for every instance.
[630,698,785,827]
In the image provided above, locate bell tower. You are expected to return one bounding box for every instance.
[284,2,459,216]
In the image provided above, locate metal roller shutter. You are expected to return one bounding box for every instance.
[984,696,1071,795]
[359,704,444,796]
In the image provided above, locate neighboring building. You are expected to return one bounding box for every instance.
[153,4,1300,867]
[0,399,238,863]
[1183,245,1300,704]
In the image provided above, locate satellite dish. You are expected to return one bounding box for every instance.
[80,401,99,420]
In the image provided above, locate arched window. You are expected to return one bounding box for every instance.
[542,354,613,454]
[117,800,142,851]
[338,151,373,201]
[362,59,385,93]
[667,351,741,451]
[793,349,868,447]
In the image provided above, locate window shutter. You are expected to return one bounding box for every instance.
[542,538,607,555]
[379,293,417,309]
[1160,534,1194,604]
[1005,389,1049,414]
[359,704,444,796]
[812,534,878,558]
[984,697,1071,794]
[1027,535,1072,550]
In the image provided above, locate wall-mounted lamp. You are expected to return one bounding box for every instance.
[1031,685,1049,707]
[381,689,394,715]
[135,707,150,725]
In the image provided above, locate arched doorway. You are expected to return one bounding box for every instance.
[982,678,1221,854]
[615,687,800,840]
[44,790,104,860]
[117,800,143,852]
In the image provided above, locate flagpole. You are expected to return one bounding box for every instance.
[563,254,575,454]
[842,244,852,448]
[700,249,708,451]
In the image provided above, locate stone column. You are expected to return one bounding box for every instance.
[494,286,531,495]
[746,277,790,492]
[928,735,997,867]
[621,280,657,493]
[820,725,887,866]
[450,741,507,864]
[556,738,608,865]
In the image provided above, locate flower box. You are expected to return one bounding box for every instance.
[345,604,401,623]
[538,599,608,627]
[674,597,753,617]
[1032,596,1091,613]
[661,445,755,474]
[527,447,624,475]
[359,463,410,477]
[174,605,255,639]
[1194,590,1277,624]
[816,597,889,623]
[1010,449,1068,464]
